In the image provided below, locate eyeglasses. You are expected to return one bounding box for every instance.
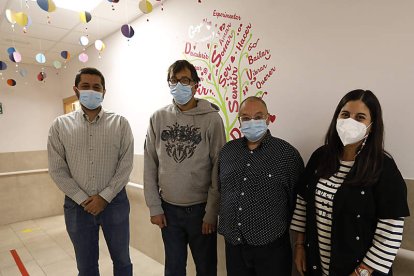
[238,114,269,122]
[168,77,193,87]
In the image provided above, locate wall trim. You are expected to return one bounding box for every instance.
[0,168,48,177]
[127,182,144,189]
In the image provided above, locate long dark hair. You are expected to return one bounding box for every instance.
[317,89,385,186]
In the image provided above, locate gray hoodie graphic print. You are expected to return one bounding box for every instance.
[161,122,202,163]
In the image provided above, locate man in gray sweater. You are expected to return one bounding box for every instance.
[144,60,226,276]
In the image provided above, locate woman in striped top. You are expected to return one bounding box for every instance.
[291,90,409,276]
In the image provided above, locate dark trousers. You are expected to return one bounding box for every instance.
[225,235,292,276]
[161,201,217,276]
[64,188,132,276]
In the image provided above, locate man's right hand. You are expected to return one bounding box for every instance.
[150,214,167,229]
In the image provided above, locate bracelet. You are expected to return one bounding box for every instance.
[355,266,372,276]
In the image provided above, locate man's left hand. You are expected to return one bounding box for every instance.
[202,222,216,235]
[83,195,108,216]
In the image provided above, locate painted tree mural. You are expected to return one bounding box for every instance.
[183,11,276,141]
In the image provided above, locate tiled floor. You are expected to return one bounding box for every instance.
[0,215,164,276]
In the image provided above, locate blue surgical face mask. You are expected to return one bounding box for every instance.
[78,90,103,110]
[170,83,193,105]
[240,119,268,142]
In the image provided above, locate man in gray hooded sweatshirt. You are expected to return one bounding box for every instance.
[144,60,226,276]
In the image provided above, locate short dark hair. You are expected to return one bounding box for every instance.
[318,89,385,186]
[167,60,200,83]
[239,96,268,115]
[75,67,105,90]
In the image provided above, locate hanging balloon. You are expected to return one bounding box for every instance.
[19,68,28,77]
[8,53,15,62]
[60,51,70,60]
[9,51,22,63]
[94,40,105,52]
[0,61,7,70]
[25,15,32,28]
[5,9,16,24]
[78,53,88,63]
[14,12,29,27]
[79,36,89,46]
[37,71,47,81]
[22,15,32,33]
[79,11,92,23]
[35,53,46,64]
[53,60,62,69]
[14,52,22,63]
[37,0,56,12]
[7,47,16,55]
[121,24,135,38]
[139,0,153,14]
[7,79,16,86]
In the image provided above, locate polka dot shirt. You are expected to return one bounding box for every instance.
[217,131,304,246]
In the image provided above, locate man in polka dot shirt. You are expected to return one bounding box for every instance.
[217,96,304,276]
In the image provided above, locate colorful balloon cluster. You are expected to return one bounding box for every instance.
[7,79,16,86]
[61,51,70,60]
[5,9,32,32]
[37,0,56,24]
[36,0,56,12]
[37,71,47,81]
[0,61,7,70]
[121,24,135,39]
[79,11,92,23]
[139,0,153,14]
[35,53,46,64]
[1,0,161,81]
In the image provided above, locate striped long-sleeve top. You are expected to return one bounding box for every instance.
[290,160,404,275]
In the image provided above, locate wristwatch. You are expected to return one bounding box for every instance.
[356,267,371,276]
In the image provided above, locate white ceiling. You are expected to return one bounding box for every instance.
[0,0,159,67]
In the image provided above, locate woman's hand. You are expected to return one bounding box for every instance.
[294,244,307,276]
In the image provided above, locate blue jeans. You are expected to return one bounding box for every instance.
[64,188,132,276]
[161,201,217,276]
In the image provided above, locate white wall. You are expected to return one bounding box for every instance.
[0,63,63,152]
[55,0,414,178]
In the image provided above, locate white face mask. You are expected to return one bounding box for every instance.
[336,118,371,146]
